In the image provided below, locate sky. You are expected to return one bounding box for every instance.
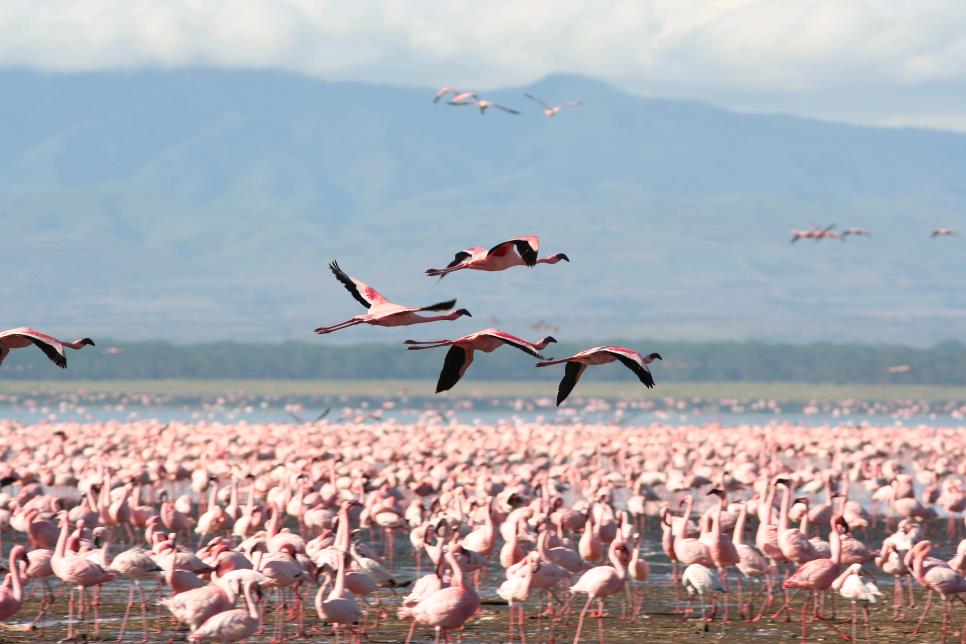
[3,1,966,130]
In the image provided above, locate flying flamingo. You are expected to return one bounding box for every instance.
[405,329,557,392]
[842,227,871,237]
[445,91,478,105]
[932,228,959,238]
[450,96,520,114]
[433,87,462,103]
[313,261,470,334]
[524,93,582,116]
[425,235,569,278]
[0,328,94,368]
[535,347,662,406]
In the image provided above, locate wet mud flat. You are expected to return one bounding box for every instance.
[1,561,957,642]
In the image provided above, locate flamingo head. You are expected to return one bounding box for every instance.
[78,338,95,347]
[774,478,791,488]
[833,515,850,534]
[706,488,725,499]
[453,308,472,318]
[647,352,663,361]
[549,253,570,263]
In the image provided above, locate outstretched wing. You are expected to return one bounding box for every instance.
[329,261,390,309]
[488,237,539,267]
[557,362,587,406]
[0,328,67,368]
[605,350,655,388]
[482,330,542,358]
[524,93,549,108]
[436,346,470,393]
[446,251,473,269]
[493,104,521,115]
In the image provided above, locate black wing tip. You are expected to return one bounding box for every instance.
[423,299,457,312]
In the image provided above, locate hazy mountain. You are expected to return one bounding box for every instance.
[1,68,964,344]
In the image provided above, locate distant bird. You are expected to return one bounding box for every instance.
[535,347,662,406]
[452,97,519,115]
[433,87,461,103]
[790,224,835,243]
[287,408,331,425]
[0,328,95,369]
[932,228,959,238]
[446,91,479,105]
[426,236,569,277]
[886,365,912,374]
[524,93,582,116]
[405,329,557,393]
[314,262,471,334]
[842,227,871,238]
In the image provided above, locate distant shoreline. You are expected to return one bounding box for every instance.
[1,379,964,402]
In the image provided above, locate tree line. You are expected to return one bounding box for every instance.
[0,339,964,384]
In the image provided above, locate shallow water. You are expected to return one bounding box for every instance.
[2,519,960,643]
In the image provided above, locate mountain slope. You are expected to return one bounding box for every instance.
[1,69,964,344]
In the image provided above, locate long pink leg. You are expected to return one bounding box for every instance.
[405,620,418,644]
[519,605,528,644]
[596,598,605,644]
[572,595,593,644]
[315,319,361,334]
[910,591,934,636]
[117,581,135,641]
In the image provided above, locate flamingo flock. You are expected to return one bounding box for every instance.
[434,87,582,117]
[0,412,963,642]
[792,223,959,242]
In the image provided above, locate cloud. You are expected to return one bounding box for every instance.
[4,0,966,128]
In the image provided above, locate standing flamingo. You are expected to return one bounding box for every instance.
[403,545,480,644]
[909,540,966,641]
[782,514,849,644]
[536,347,661,406]
[425,236,569,277]
[0,546,29,629]
[0,328,94,368]
[406,329,556,392]
[569,538,630,644]
[314,261,470,334]
[188,578,261,643]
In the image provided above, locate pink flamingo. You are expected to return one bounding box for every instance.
[0,546,29,629]
[450,96,520,114]
[425,236,569,277]
[706,488,739,621]
[188,578,261,643]
[162,579,240,632]
[732,501,770,620]
[524,93,582,116]
[51,511,116,640]
[537,346,661,406]
[314,261,470,334]
[0,327,94,368]
[909,540,966,641]
[406,329,557,393]
[782,514,850,644]
[315,549,363,644]
[403,545,480,644]
[932,228,959,238]
[569,538,630,644]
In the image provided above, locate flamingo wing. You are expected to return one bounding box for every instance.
[488,237,539,266]
[492,103,521,115]
[328,261,390,309]
[482,330,543,358]
[436,346,471,393]
[524,93,549,108]
[446,251,473,269]
[0,328,67,368]
[556,362,587,406]
[433,87,455,103]
[604,349,655,389]
[417,299,457,313]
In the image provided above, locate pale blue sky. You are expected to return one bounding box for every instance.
[3,1,966,130]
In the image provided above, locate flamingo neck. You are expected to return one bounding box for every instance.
[778,486,790,531]
[733,505,747,546]
[8,550,23,601]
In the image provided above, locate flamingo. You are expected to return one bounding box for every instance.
[313,261,470,334]
[51,511,116,640]
[315,549,363,644]
[425,235,569,278]
[403,545,480,644]
[782,514,850,644]
[445,91,478,105]
[681,563,724,621]
[0,328,94,368]
[433,87,461,103]
[842,227,871,237]
[188,578,261,643]
[732,501,770,620]
[932,228,959,238]
[0,546,29,629]
[909,540,966,641]
[451,96,520,114]
[569,538,630,644]
[405,329,557,392]
[535,347,662,406]
[832,563,881,642]
[524,93,582,116]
